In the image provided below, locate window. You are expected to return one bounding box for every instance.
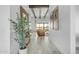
[36,23,48,32]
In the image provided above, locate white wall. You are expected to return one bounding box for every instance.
[74,6,79,34]
[10,5,20,54]
[70,6,76,54]
[0,6,10,53]
[0,5,19,54]
[49,6,71,54]
[75,6,79,48]
[71,6,79,53]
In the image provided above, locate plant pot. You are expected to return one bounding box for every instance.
[19,48,28,54]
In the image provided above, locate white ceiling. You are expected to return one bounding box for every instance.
[22,5,57,19]
[32,7,48,18]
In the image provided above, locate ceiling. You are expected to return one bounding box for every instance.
[22,5,58,21]
[29,5,49,19]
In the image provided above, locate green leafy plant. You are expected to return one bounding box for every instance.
[10,13,30,50]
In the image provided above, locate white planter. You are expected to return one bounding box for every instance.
[19,48,28,54]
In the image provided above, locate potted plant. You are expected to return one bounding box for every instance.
[10,13,30,54]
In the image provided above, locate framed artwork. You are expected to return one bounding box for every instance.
[50,6,59,30]
[20,6,28,18]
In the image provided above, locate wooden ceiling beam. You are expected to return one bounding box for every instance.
[29,5,49,8]
[39,8,41,18]
[44,8,49,18]
[31,8,36,18]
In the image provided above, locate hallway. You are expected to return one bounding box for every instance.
[27,32,61,54]
[25,5,59,54]
[10,5,71,54]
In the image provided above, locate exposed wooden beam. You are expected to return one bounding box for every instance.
[29,5,49,19]
[31,8,36,18]
[44,8,49,18]
[39,8,41,18]
[29,5,49,8]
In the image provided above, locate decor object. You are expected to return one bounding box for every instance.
[36,23,48,37]
[10,6,30,54]
[50,6,59,30]
[37,29,45,37]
